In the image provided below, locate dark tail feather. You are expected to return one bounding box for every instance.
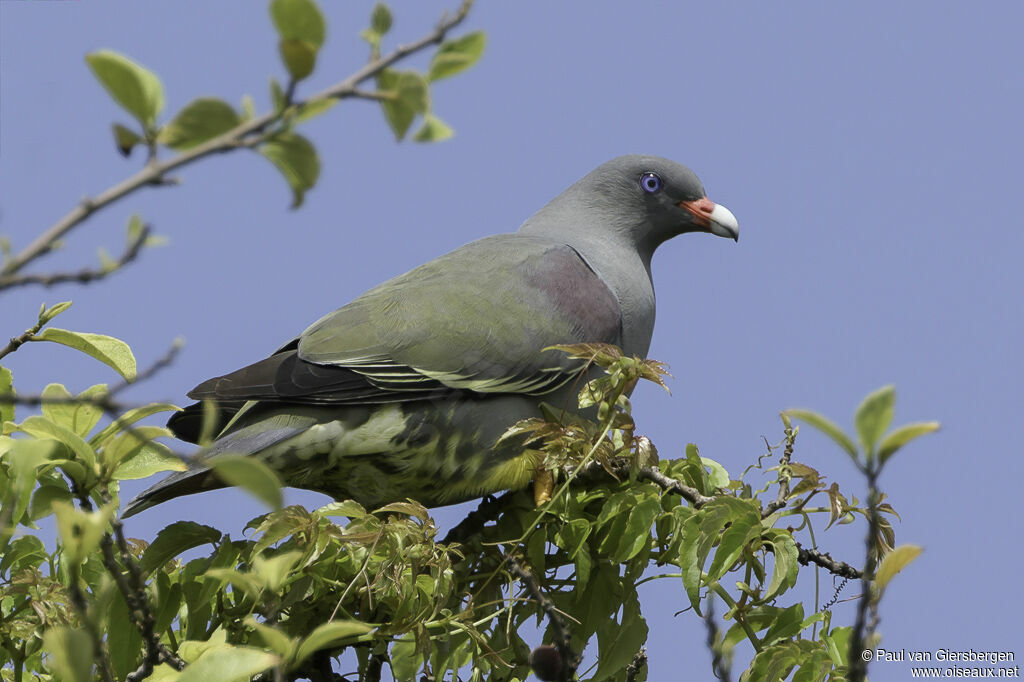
[167,402,242,444]
[121,465,224,518]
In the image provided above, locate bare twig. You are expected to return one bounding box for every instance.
[0,318,48,362]
[506,554,579,682]
[762,423,796,518]
[570,459,715,508]
[703,601,731,682]
[0,224,152,291]
[625,647,648,682]
[0,0,475,279]
[795,543,863,580]
[441,490,517,545]
[636,465,715,508]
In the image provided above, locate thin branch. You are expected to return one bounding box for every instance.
[625,647,648,682]
[703,601,731,682]
[506,554,579,682]
[441,490,517,545]
[636,465,715,508]
[0,0,475,279]
[0,224,152,291]
[762,423,796,518]
[0,318,48,362]
[795,542,863,580]
[848,472,882,682]
[349,89,395,102]
[570,459,715,508]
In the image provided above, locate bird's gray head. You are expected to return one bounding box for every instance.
[521,155,739,256]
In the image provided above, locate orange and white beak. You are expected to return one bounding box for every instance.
[678,197,739,241]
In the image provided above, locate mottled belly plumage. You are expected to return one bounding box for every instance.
[253,399,539,508]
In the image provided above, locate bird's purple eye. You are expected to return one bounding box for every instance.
[640,172,662,193]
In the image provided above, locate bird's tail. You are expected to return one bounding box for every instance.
[120,465,223,518]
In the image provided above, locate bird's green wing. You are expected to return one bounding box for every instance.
[298,234,622,396]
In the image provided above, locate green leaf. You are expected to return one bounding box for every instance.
[294,621,373,666]
[374,500,429,521]
[34,327,137,380]
[160,97,241,150]
[89,402,179,448]
[878,421,940,464]
[315,499,367,518]
[260,132,320,208]
[241,94,256,120]
[270,0,325,47]
[2,439,59,532]
[390,635,422,681]
[85,50,164,127]
[376,69,429,140]
[270,77,286,112]
[792,648,834,682]
[246,619,297,661]
[252,550,302,593]
[613,496,661,562]
[103,425,173,469]
[763,529,799,601]
[28,482,73,521]
[176,645,278,682]
[0,535,47,576]
[784,408,859,465]
[53,501,114,566]
[40,383,105,437]
[278,39,318,81]
[874,544,923,594]
[15,415,97,471]
[112,123,143,156]
[112,440,186,480]
[39,300,73,324]
[554,518,591,559]
[370,4,392,36]
[594,594,647,680]
[413,113,454,143]
[855,385,895,459]
[107,590,144,681]
[427,31,486,82]
[42,627,94,682]
[706,500,760,579]
[139,521,222,576]
[762,603,804,646]
[701,456,730,489]
[0,366,13,424]
[292,97,337,123]
[210,455,283,511]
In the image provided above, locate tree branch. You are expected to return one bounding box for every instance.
[762,423,796,518]
[625,647,648,682]
[795,542,863,580]
[0,224,152,291]
[506,554,579,682]
[0,0,474,279]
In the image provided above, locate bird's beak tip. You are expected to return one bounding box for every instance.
[708,203,739,242]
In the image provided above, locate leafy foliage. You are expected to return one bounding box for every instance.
[1,319,935,680]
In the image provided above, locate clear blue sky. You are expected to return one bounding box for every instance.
[2,1,1021,678]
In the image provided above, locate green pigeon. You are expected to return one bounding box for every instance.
[122,155,738,517]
